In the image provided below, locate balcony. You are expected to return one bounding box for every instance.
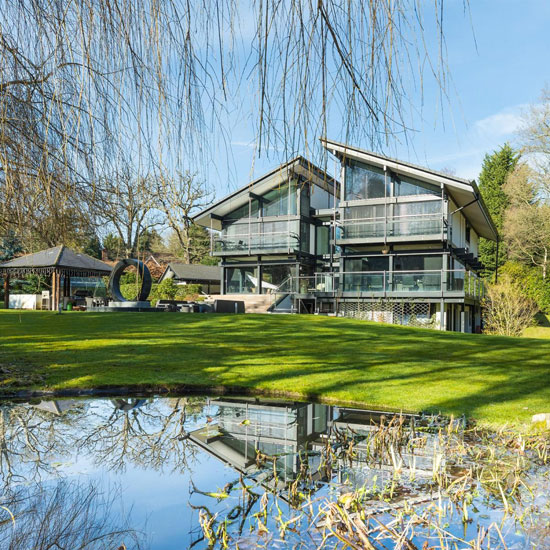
[276,270,485,300]
[213,230,300,255]
[339,213,444,243]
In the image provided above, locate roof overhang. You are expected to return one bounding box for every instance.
[321,138,498,241]
[193,156,338,231]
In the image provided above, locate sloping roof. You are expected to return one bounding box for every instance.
[0,245,112,276]
[193,156,339,231]
[321,138,498,241]
[160,263,221,282]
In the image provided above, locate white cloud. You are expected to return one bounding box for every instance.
[473,105,526,138]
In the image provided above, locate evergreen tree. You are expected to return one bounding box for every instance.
[83,235,102,259]
[0,230,23,261]
[478,144,520,280]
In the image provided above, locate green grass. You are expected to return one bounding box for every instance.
[524,314,550,339]
[1,310,549,428]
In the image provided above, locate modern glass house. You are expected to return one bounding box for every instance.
[193,157,338,302]
[193,141,497,332]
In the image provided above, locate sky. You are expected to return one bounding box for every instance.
[206,0,550,197]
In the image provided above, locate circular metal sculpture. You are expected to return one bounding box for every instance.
[109,258,152,302]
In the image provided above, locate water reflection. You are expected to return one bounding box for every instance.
[0,396,547,549]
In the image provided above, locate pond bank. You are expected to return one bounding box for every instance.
[1,310,550,428]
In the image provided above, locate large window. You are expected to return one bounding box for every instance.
[218,220,300,252]
[394,175,439,197]
[261,265,296,291]
[225,199,259,221]
[345,256,389,272]
[343,204,385,239]
[343,256,389,292]
[345,162,388,201]
[225,266,258,293]
[391,201,442,236]
[315,226,330,255]
[393,255,442,271]
[263,182,298,216]
[392,255,442,291]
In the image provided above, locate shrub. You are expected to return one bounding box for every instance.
[119,283,143,300]
[499,261,550,314]
[147,280,203,304]
[483,276,538,337]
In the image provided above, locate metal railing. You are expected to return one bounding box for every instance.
[213,231,300,253]
[276,270,485,298]
[340,214,444,240]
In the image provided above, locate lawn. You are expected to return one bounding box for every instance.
[524,314,550,339]
[1,310,549,428]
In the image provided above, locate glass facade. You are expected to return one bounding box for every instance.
[345,162,388,200]
[343,256,389,292]
[391,201,442,237]
[225,266,258,294]
[342,200,442,240]
[261,265,296,291]
[343,205,385,239]
[225,199,259,220]
[393,254,442,271]
[216,220,300,253]
[345,160,439,201]
[315,226,330,255]
[394,175,439,197]
[263,182,298,216]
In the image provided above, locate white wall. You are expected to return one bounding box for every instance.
[9,294,39,309]
[449,200,480,256]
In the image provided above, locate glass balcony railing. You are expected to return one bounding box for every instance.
[275,270,485,298]
[213,231,300,253]
[340,215,443,240]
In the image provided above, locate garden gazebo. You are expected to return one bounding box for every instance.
[0,245,112,310]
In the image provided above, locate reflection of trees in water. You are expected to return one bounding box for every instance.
[0,404,82,485]
[79,397,204,472]
[0,480,144,549]
[0,397,208,486]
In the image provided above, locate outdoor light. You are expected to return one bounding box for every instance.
[381,246,390,254]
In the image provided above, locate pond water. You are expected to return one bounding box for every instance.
[0,396,548,549]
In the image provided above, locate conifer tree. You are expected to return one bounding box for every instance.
[477,144,520,279]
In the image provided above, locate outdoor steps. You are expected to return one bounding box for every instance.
[208,294,276,313]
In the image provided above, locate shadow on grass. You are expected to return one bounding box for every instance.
[1,311,549,425]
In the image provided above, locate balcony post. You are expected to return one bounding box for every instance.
[383,166,388,244]
[441,254,448,293]
[210,217,213,255]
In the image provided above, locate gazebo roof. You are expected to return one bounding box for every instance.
[0,245,112,277]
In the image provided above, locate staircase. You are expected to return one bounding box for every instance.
[208,294,276,313]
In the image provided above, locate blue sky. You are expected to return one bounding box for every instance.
[205,0,550,198]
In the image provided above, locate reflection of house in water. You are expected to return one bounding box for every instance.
[33,400,79,415]
[190,399,442,499]
[189,398,330,482]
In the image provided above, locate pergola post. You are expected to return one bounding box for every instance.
[3,274,9,309]
[51,271,56,311]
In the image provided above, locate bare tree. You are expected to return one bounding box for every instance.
[0,481,144,550]
[520,86,550,194]
[155,172,212,263]
[97,169,163,258]
[1,0,455,249]
[483,276,538,337]
[503,164,550,279]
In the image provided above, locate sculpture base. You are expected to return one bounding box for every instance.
[109,300,152,308]
[92,301,164,313]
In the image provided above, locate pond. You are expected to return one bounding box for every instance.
[0,395,548,549]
